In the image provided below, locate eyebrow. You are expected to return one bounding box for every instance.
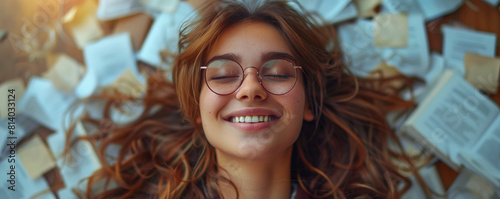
[206,51,297,65]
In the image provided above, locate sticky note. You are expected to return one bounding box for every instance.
[43,54,85,92]
[18,135,57,179]
[374,14,408,47]
[464,53,500,93]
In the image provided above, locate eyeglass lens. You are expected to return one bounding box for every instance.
[204,59,298,95]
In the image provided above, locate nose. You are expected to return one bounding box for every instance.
[235,67,267,101]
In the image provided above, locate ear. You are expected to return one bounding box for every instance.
[303,104,314,122]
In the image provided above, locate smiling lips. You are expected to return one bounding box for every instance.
[230,115,278,123]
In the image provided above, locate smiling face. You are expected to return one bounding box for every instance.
[199,21,313,161]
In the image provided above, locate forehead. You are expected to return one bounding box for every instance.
[205,21,292,62]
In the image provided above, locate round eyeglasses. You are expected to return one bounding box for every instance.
[201,59,303,95]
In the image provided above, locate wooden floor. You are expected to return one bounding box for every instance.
[1,0,499,194]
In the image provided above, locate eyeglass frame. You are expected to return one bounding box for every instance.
[200,58,304,96]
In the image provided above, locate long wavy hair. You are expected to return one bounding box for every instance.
[71,1,429,198]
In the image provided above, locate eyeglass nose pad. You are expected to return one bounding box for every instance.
[236,66,267,100]
[242,66,262,82]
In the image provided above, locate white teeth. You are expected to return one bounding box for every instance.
[230,115,273,123]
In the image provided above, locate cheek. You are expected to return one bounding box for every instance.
[199,85,226,122]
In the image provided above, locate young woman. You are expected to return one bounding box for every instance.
[80,1,424,198]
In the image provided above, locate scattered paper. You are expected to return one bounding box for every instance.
[42,54,85,93]
[442,25,497,77]
[448,169,499,198]
[18,135,57,179]
[110,101,146,124]
[338,19,383,77]
[0,115,40,161]
[102,69,146,98]
[483,0,500,6]
[47,123,102,198]
[143,0,181,13]
[416,0,464,20]
[382,0,423,15]
[76,33,143,98]
[464,53,500,93]
[137,1,195,67]
[354,0,382,17]
[382,14,430,79]
[402,166,445,199]
[315,0,351,22]
[112,13,153,51]
[368,61,406,92]
[0,78,25,119]
[0,157,56,199]
[374,14,408,47]
[460,116,500,187]
[291,0,352,24]
[329,3,358,24]
[65,0,104,48]
[97,0,144,21]
[423,53,445,84]
[18,77,79,131]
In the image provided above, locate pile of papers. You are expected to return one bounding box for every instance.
[0,0,499,198]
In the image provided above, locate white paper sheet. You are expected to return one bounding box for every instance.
[315,0,351,22]
[18,134,57,180]
[143,0,180,13]
[43,54,85,93]
[66,0,104,49]
[75,33,143,98]
[329,3,358,24]
[0,115,40,158]
[442,26,497,77]
[402,166,445,199]
[423,52,445,84]
[137,1,195,67]
[416,0,464,20]
[383,14,430,79]
[97,0,144,21]
[338,19,383,77]
[47,123,102,198]
[382,0,423,15]
[0,157,56,199]
[18,77,79,131]
[291,0,354,24]
[482,0,500,6]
